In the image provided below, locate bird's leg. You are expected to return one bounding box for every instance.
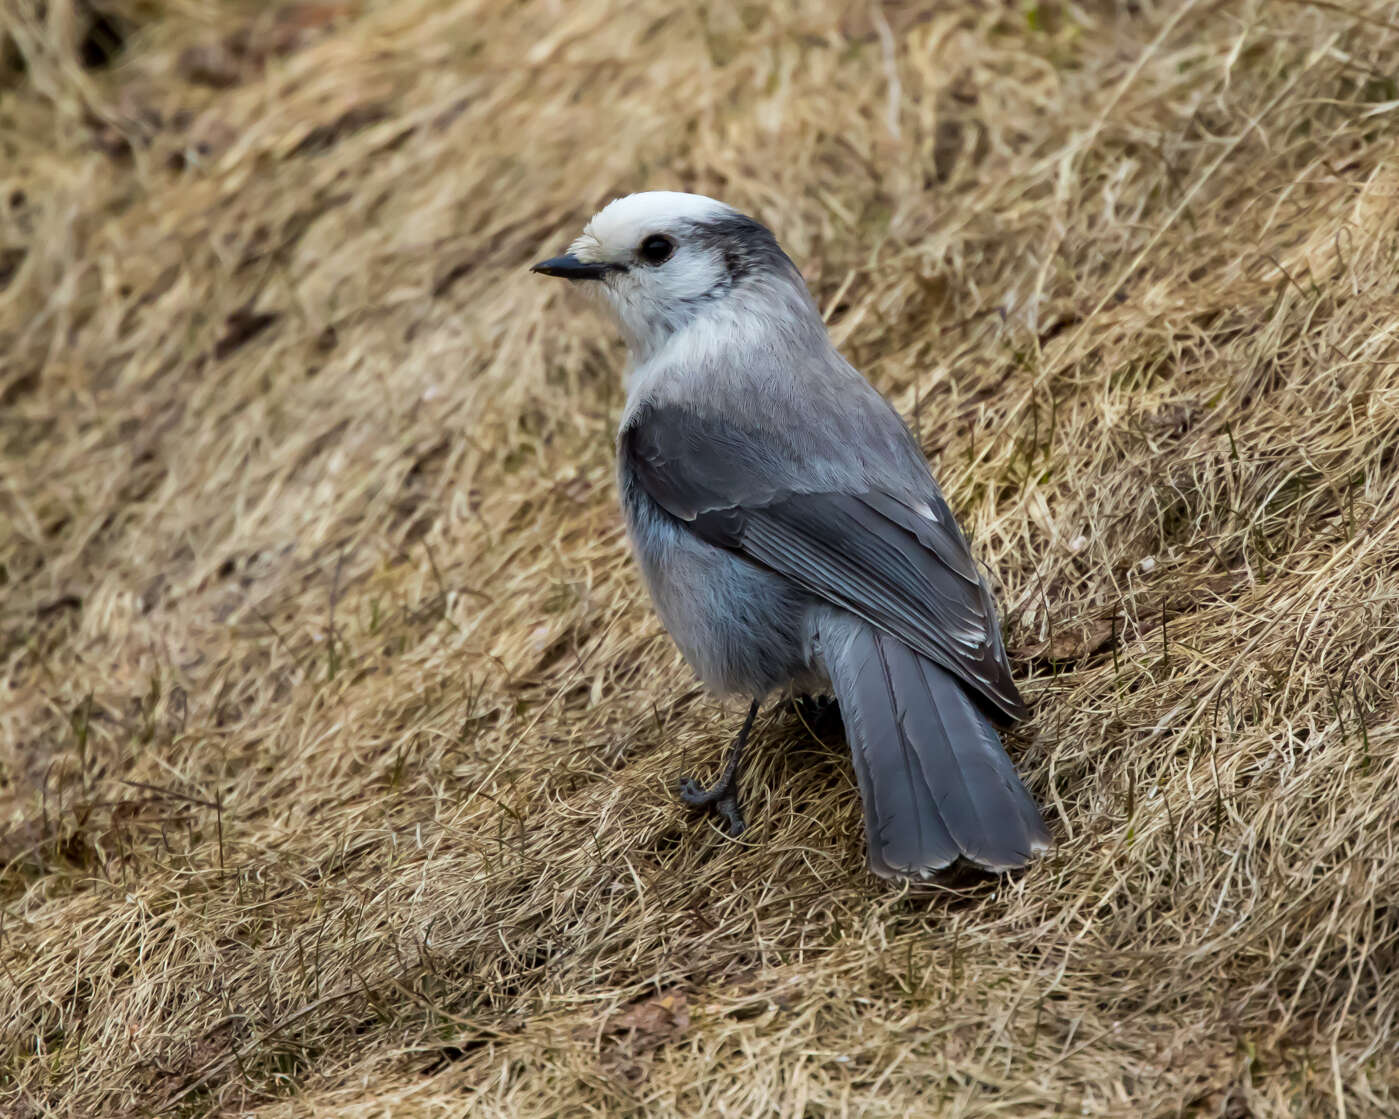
[678,699,760,837]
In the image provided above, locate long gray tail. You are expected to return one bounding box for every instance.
[820,613,1050,878]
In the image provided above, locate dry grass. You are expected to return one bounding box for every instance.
[3,0,1399,1114]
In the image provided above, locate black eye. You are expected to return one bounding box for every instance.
[637,234,675,265]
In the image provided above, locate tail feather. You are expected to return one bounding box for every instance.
[821,613,1050,878]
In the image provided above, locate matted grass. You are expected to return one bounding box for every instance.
[3,1,1399,1115]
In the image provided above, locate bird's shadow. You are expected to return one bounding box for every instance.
[782,692,845,743]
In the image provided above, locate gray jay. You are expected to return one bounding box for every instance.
[533,191,1050,879]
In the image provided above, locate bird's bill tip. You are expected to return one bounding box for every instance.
[530,253,613,280]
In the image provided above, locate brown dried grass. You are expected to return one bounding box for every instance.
[3,1,1399,1115]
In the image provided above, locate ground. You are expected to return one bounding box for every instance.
[2,1,1399,1116]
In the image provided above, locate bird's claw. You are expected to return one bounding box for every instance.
[677,774,746,836]
[676,775,710,805]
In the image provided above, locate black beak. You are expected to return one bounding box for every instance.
[530,253,615,280]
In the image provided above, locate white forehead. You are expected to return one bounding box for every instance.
[582,191,734,251]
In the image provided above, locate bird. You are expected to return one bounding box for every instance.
[532,191,1050,880]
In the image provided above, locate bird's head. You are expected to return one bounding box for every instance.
[532,191,812,361]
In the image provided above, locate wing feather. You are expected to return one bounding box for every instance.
[621,404,1024,721]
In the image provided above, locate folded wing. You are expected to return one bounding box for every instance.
[621,403,1024,722]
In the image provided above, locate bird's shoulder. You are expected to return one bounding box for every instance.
[619,399,798,519]
[621,369,932,506]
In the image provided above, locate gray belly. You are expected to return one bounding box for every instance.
[621,481,813,696]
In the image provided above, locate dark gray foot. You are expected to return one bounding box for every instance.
[676,699,759,838]
[678,773,745,836]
